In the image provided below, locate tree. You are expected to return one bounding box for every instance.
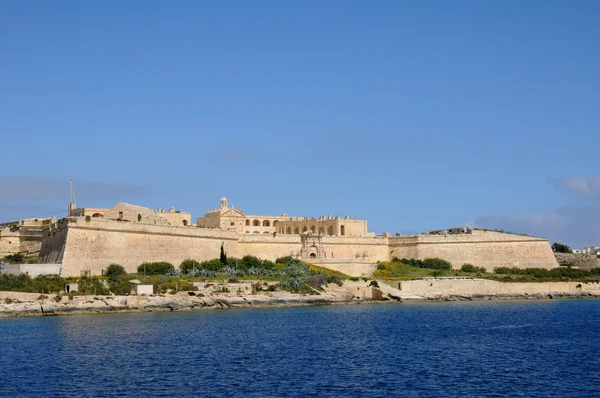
[106,264,126,280]
[220,243,227,265]
[552,242,572,253]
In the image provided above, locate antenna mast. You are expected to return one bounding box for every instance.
[68,179,77,216]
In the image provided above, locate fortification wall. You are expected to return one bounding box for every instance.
[45,218,241,276]
[319,236,389,262]
[394,278,600,296]
[389,231,558,270]
[237,235,302,260]
[40,219,560,277]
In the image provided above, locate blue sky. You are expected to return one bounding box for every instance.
[1,1,599,248]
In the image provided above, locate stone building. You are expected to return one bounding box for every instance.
[196,197,370,237]
[0,217,56,257]
[70,202,191,227]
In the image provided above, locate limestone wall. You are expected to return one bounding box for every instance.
[42,218,240,276]
[237,234,302,261]
[389,231,558,270]
[1,264,61,277]
[39,219,560,277]
[310,259,377,277]
[393,278,600,296]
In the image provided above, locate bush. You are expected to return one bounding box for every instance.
[200,258,224,272]
[137,262,174,276]
[328,275,343,286]
[399,258,452,270]
[377,263,387,270]
[306,273,328,289]
[369,280,379,287]
[461,263,476,272]
[106,264,126,280]
[590,268,600,276]
[422,258,452,270]
[3,253,24,264]
[391,257,402,263]
[180,259,201,274]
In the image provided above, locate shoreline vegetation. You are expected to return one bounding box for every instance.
[2,255,600,317]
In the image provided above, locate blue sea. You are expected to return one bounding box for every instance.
[1,300,599,397]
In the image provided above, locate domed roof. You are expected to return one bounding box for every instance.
[220,196,228,202]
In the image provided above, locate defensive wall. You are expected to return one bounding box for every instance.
[40,218,560,277]
[389,230,559,270]
[391,278,600,296]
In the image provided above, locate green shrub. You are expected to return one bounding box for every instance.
[377,263,387,270]
[106,264,126,280]
[590,268,600,276]
[461,263,476,272]
[369,280,379,287]
[180,259,201,274]
[399,258,452,270]
[391,257,402,263]
[2,253,24,264]
[200,258,224,271]
[306,273,328,289]
[137,262,174,276]
[478,267,487,274]
[328,275,343,286]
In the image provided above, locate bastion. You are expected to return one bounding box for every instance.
[34,198,559,277]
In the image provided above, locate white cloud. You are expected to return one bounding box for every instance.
[551,174,600,198]
[475,205,600,248]
[0,177,144,201]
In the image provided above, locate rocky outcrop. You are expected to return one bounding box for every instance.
[555,253,600,269]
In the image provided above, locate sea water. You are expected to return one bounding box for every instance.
[1,300,599,397]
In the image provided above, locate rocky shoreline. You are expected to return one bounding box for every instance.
[1,284,600,317]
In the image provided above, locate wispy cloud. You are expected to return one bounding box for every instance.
[551,174,600,198]
[475,172,600,248]
[0,177,144,201]
[475,206,600,248]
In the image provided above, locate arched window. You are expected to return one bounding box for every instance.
[310,225,316,231]
[253,220,260,226]
[273,221,279,227]
[263,231,270,234]
[287,227,292,234]
[183,220,188,226]
[118,211,123,219]
[302,226,307,233]
[328,226,334,236]
[246,220,250,226]
[263,220,270,227]
[319,227,324,234]
[230,222,235,226]
[92,213,102,218]
[253,231,260,234]
[294,227,300,234]
[340,225,345,236]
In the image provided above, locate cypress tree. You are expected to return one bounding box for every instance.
[220,243,227,265]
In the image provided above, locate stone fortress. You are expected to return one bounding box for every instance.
[19,196,559,277]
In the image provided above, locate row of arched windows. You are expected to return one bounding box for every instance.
[276,225,346,236]
[245,219,280,227]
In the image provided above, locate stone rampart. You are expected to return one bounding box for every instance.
[392,278,600,296]
[389,231,558,270]
[39,219,560,277]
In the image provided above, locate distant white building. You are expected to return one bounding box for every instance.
[583,246,600,255]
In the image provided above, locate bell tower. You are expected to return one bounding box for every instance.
[220,196,228,209]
